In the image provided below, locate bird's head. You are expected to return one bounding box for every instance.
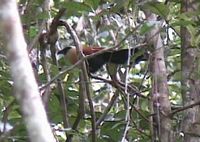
[57,46,74,60]
[57,46,78,65]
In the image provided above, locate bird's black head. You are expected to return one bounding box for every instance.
[57,46,73,55]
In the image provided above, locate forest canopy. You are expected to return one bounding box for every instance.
[0,0,200,142]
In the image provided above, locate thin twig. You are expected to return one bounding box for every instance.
[90,74,145,98]
[169,100,200,117]
[2,99,15,133]
[131,118,151,138]
[95,91,119,127]
[28,21,46,52]
[121,44,131,142]
[39,33,52,106]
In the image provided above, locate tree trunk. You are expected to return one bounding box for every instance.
[144,10,172,142]
[181,1,200,142]
[0,0,56,142]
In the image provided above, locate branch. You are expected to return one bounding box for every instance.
[169,100,200,117]
[95,91,119,127]
[39,33,52,105]
[60,19,97,142]
[47,8,70,138]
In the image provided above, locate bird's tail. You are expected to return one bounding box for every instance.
[103,48,147,65]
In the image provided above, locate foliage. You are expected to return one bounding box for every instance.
[0,0,200,142]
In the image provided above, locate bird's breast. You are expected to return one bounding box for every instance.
[67,48,78,64]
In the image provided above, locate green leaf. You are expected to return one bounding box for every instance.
[85,0,100,9]
[171,20,193,27]
[107,0,129,14]
[101,121,124,141]
[61,1,91,16]
[144,2,170,19]
[140,22,154,35]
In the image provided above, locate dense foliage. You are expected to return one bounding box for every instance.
[0,0,200,142]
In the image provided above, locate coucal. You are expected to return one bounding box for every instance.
[57,46,147,73]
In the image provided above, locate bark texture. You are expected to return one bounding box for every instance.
[181,1,200,142]
[0,1,56,142]
[144,10,172,142]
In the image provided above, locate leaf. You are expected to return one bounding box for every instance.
[48,93,63,122]
[144,1,170,19]
[85,0,100,9]
[29,26,38,38]
[171,14,195,27]
[140,22,154,35]
[61,1,91,16]
[109,0,129,13]
[101,121,124,141]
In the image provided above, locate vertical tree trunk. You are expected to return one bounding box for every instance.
[181,1,200,142]
[0,1,56,142]
[144,9,172,142]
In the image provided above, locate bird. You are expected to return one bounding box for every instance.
[57,45,147,73]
